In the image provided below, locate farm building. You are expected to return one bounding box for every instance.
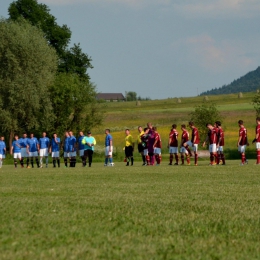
[96,93,125,102]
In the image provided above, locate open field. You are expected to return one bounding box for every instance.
[1,162,260,259]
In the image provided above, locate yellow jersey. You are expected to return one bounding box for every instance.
[137,131,144,144]
[125,134,134,147]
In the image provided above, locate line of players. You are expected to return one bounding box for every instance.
[135,118,260,166]
[0,130,99,168]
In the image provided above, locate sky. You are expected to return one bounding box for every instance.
[1,0,260,99]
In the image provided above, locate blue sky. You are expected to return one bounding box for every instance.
[1,0,260,99]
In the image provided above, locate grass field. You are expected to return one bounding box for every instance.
[1,161,260,259]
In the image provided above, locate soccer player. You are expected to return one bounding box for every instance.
[82,131,96,167]
[10,134,23,168]
[237,120,249,165]
[137,126,146,165]
[147,123,155,165]
[168,124,179,165]
[20,133,29,168]
[50,133,61,168]
[253,117,260,164]
[125,129,135,166]
[185,122,200,166]
[203,123,218,166]
[215,121,226,165]
[77,131,85,166]
[26,133,40,168]
[39,132,50,168]
[1,136,6,161]
[104,129,114,166]
[180,124,190,165]
[68,131,77,167]
[63,132,70,168]
[0,137,6,168]
[141,128,150,165]
[153,127,162,165]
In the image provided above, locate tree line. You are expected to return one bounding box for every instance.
[0,0,103,149]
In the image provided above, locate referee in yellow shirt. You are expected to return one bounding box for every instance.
[125,129,135,166]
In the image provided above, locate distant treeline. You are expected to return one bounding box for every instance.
[200,66,260,96]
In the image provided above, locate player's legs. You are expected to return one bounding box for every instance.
[193,144,198,165]
[169,147,174,165]
[88,150,93,167]
[238,145,246,164]
[0,154,2,168]
[256,143,260,164]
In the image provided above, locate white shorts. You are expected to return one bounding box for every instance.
[79,149,84,157]
[0,154,2,159]
[29,151,38,157]
[209,144,217,153]
[14,153,21,159]
[180,147,188,154]
[256,142,260,149]
[169,147,178,154]
[217,146,224,152]
[105,146,113,156]
[154,148,161,154]
[63,152,69,158]
[52,151,60,158]
[186,141,198,152]
[69,151,76,157]
[143,149,148,156]
[40,148,48,157]
[238,145,246,153]
[21,148,28,158]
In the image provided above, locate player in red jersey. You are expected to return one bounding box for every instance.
[180,124,190,165]
[168,124,179,165]
[141,128,150,165]
[203,123,218,165]
[252,117,260,164]
[185,121,200,165]
[153,127,162,165]
[215,121,226,165]
[237,120,249,165]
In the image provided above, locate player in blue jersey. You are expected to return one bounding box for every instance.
[69,131,77,167]
[0,137,6,168]
[104,129,114,166]
[20,133,30,168]
[39,132,50,168]
[1,136,6,160]
[82,131,96,167]
[26,133,40,168]
[63,131,70,167]
[10,134,23,168]
[77,131,85,166]
[50,133,61,168]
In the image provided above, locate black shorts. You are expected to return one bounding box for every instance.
[125,146,133,157]
[138,143,144,153]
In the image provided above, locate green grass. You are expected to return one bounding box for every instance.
[1,162,260,259]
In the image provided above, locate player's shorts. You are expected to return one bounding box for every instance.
[29,151,38,157]
[69,151,76,157]
[217,146,224,152]
[105,146,113,156]
[138,143,144,153]
[79,149,84,157]
[169,146,178,154]
[238,145,246,153]
[209,144,217,153]
[143,149,148,156]
[154,148,161,154]
[52,151,60,158]
[180,147,188,154]
[13,153,21,159]
[0,154,2,159]
[2,154,5,159]
[39,148,48,157]
[21,148,28,158]
[125,146,133,157]
[256,142,260,149]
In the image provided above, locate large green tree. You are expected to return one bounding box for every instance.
[49,73,103,135]
[0,18,57,149]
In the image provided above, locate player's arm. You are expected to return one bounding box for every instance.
[167,135,171,148]
[109,138,112,151]
[237,133,242,147]
[202,134,208,147]
[92,138,96,146]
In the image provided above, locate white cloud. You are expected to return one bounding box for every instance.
[184,34,255,71]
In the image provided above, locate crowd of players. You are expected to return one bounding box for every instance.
[0,117,260,168]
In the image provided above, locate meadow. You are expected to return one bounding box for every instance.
[1,161,260,259]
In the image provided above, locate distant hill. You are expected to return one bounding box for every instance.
[200,66,260,96]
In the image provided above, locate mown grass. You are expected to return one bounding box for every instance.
[1,162,260,259]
